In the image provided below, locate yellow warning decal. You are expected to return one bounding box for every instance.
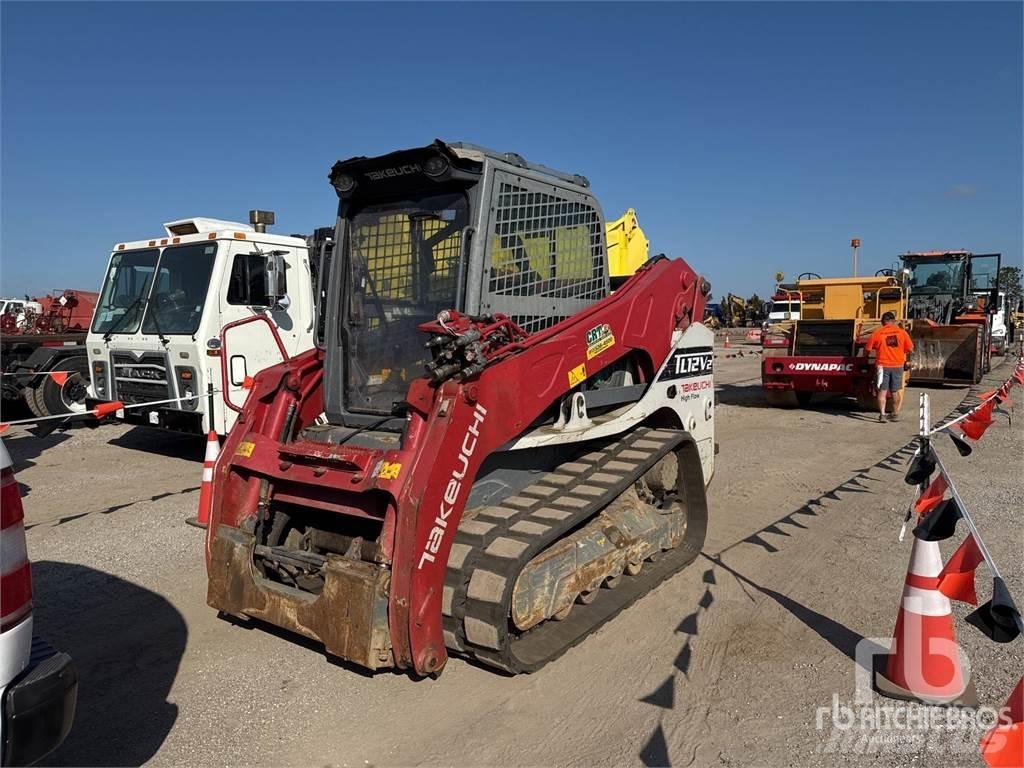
[235,440,255,458]
[568,363,587,388]
[378,461,402,480]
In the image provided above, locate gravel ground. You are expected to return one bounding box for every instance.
[4,344,1020,768]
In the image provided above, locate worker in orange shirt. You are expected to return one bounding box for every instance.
[864,311,914,423]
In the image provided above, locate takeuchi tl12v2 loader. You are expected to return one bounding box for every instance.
[204,141,716,676]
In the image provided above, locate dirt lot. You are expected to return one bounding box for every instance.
[6,344,1021,768]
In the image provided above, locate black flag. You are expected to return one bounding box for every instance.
[966,577,1022,643]
[947,431,973,457]
[912,497,962,542]
[904,442,937,486]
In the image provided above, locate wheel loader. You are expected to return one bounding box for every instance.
[204,141,715,676]
[900,250,1001,384]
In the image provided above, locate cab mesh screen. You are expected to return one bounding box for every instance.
[484,181,608,334]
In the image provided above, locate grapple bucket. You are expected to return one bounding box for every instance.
[909,324,982,384]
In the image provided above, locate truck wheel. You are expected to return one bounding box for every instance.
[36,356,90,418]
[765,391,798,408]
[23,382,49,418]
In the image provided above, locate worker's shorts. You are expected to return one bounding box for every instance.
[876,366,904,392]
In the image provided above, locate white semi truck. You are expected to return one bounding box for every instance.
[86,211,329,436]
[990,290,1009,355]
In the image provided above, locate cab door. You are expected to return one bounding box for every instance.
[217,240,310,412]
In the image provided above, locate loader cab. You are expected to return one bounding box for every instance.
[322,141,611,430]
[902,251,1001,323]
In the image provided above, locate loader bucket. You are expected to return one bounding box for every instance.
[909,324,982,385]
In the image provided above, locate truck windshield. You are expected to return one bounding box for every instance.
[91,248,160,334]
[142,243,217,335]
[343,190,468,415]
[906,259,964,295]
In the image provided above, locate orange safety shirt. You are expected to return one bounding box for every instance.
[865,325,914,367]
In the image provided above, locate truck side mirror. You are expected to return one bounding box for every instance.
[263,252,289,309]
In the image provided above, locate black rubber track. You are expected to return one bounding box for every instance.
[442,426,709,673]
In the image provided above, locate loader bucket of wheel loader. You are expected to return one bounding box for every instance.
[909,324,982,384]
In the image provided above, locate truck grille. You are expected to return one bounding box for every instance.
[111,352,171,405]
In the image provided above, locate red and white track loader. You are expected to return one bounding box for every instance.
[205,141,715,676]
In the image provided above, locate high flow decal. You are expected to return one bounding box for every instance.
[418,402,488,570]
[788,362,855,372]
[658,346,714,381]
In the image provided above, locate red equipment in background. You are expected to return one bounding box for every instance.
[1,290,99,419]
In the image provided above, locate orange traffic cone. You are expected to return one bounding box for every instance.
[874,535,977,706]
[723,335,731,349]
[186,431,220,529]
[981,676,1023,768]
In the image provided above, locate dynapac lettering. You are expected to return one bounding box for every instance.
[418,403,488,569]
[787,362,855,372]
[658,346,714,381]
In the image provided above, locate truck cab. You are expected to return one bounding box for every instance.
[983,291,1008,355]
[86,213,317,435]
[766,297,801,323]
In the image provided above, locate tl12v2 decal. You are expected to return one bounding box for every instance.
[658,346,714,381]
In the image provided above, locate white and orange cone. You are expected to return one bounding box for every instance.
[723,335,731,349]
[186,431,220,529]
[874,535,977,706]
[981,676,1023,768]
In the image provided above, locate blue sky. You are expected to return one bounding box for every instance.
[2,1,1021,300]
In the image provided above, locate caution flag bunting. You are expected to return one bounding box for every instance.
[93,401,125,419]
[914,473,949,515]
[912,495,962,542]
[960,412,996,441]
[904,442,937,485]
[966,577,1022,644]
[976,398,997,422]
[947,430,974,456]
[937,534,984,605]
